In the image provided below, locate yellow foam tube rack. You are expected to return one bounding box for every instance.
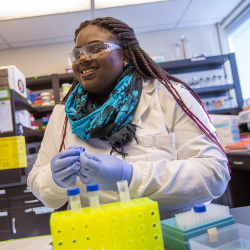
[50,197,164,250]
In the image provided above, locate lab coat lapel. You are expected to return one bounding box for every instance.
[131,78,156,124]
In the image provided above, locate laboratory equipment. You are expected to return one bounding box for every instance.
[189,223,250,250]
[67,187,81,213]
[180,36,186,59]
[50,197,164,249]
[34,94,42,107]
[41,92,51,107]
[117,180,131,204]
[176,204,230,229]
[161,204,235,250]
[87,184,100,209]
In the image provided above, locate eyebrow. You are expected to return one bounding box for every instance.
[75,40,104,48]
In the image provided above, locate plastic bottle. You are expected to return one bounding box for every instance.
[34,94,42,108]
[218,75,223,85]
[212,76,217,86]
[117,180,131,204]
[212,100,216,110]
[67,187,81,213]
[224,75,228,85]
[206,77,210,87]
[87,184,100,209]
[199,78,204,88]
[206,101,210,111]
[190,77,196,88]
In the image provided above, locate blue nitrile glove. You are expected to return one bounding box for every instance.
[51,145,85,188]
[79,152,133,191]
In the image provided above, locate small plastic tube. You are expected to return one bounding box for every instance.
[67,187,81,213]
[87,184,100,209]
[117,180,131,204]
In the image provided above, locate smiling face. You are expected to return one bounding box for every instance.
[72,25,126,102]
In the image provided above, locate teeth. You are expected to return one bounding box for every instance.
[82,68,96,74]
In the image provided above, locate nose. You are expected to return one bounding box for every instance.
[78,53,92,64]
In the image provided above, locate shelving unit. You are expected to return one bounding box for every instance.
[0,90,45,141]
[158,53,243,115]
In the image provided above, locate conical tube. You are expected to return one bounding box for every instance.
[117,180,131,204]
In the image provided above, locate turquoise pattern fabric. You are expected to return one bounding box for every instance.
[65,65,142,156]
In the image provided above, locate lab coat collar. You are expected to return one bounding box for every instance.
[142,77,157,94]
[131,77,157,124]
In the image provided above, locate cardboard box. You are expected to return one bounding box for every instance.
[211,115,240,149]
[0,85,11,90]
[0,67,15,77]
[0,65,26,98]
[0,76,15,86]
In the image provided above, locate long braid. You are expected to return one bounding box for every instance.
[59,17,229,170]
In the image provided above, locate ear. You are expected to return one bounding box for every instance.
[122,49,131,67]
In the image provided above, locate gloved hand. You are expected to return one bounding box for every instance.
[51,145,85,188]
[79,152,133,191]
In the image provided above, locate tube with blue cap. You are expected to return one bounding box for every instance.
[86,184,100,209]
[67,187,81,213]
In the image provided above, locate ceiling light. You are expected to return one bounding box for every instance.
[94,0,167,9]
[0,0,91,21]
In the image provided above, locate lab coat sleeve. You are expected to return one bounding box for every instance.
[27,105,68,209]
[128,82,231,207]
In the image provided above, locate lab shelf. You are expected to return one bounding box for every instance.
[11,89,37,112]
[158,54,229,74]
[208,107,240,115]
[11,89,54,114]
[194,84,234,95]
[23,126,44,138]
[26,75,53,90]
[34,106,55,113]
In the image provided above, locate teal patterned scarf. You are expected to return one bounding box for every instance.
[65,65,142,157]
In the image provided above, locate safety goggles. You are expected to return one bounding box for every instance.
[69,41,122,64]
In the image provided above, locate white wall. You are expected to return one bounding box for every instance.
[0,24,222,78]
[137,25,221,61]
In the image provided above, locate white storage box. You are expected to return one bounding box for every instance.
[189,223,250,250]
[0,65,26,98]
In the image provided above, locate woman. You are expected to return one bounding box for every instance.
[28,17,230,219]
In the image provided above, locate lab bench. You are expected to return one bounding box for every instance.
[0,206,249,250]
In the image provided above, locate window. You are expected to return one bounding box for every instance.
[227,8,250,100]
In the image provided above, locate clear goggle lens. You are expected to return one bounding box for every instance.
[69,42,122,64]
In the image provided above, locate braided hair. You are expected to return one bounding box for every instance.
[59,17,228,169]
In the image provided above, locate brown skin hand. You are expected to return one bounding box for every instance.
[72,25,131,105]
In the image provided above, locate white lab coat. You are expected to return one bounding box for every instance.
[27,78,230,219]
